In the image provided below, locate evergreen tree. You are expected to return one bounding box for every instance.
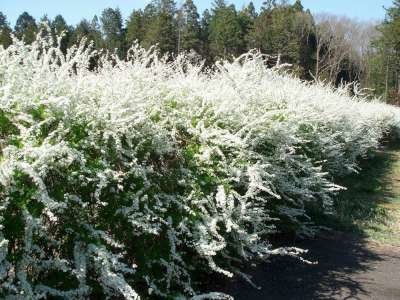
[126,9,144,46]
[0,12,12,48]
[39,14,51,25]
[143,1,158,21]
[213,0,227,10]
[244,2,257,19]
[293,0,304,12]
[366,40,391,99]
[262,0,277,11]
[238,2,257,52]
[90,16,103,48]
[142,0,177,55]
[52,15,72,53]
[209,1,243,58]
[200,9,212,61]
[38,14,52,38]
[370,0,400,102]
[73,19,91,41]
[178,0,201,52]
[293,5,315,79]
[248,1,314,77]
[100,8,124,55]
[72,17,103,49]
[160,0,176,13]
[52,15,69,34]
[15,12,38,44]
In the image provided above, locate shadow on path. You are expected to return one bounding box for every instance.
[209,234,400,299]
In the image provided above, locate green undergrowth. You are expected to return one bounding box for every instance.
[314,140,400,246]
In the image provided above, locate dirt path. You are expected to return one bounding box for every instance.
[211,146,400,299]
[212,234,400,299]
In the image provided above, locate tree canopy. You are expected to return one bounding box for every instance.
[0,0,398,103]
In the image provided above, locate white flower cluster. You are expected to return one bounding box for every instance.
[0,35,399,299]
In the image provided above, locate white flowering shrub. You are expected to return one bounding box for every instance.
[0,34,399,299]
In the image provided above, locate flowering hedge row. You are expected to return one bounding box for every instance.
[0,36,399,299]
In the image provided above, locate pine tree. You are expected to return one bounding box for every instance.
[52,15,72,54]
[0,12,12,48]
[38,14,52,38]
[369,0,400,102]
[293,0,304,12]
[213,0,227,10]
[238,2,257,52]
[39,14,51,25]
[293,5,315,79]
[209,1,243,58]
[90,16,103,48]
[126,10,144,46]
[15,12,38,44]
[142,0,177,55]
[177,0,201,52]
[245,2,257,19]
[72,17,103,49]
[262,0,277,11]
[200,9,212,62]
[160,0,176,13]
[73,19,91,41]
[248,1,315,78]
[100,8,124,56]
[52,15,69,34]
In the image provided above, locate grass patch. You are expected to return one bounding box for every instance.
[316,142,400,246]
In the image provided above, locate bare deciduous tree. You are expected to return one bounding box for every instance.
[313,13,378,85]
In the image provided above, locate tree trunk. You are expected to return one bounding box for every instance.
[397,71,400,96]
[315,43,320,80]
[385,58,389,102]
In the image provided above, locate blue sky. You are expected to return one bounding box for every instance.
[0,0,394,27]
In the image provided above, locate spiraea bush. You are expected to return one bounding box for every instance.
[0,34,399,299]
